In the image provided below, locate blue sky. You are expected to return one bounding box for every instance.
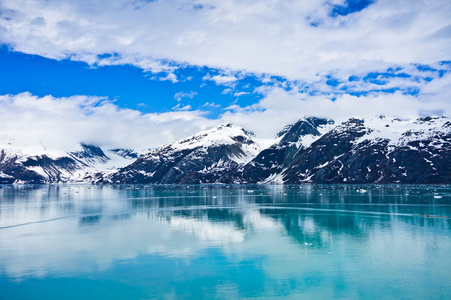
[0,0,450,148]
[0,46,252,116]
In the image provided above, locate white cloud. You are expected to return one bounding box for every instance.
[171,103,193,111]
[234,91,249,97]
[203,73,239,86]
[220,89,249,97]
[202,102,221,108]
[174,91,197,102]
[158,72,178,83]
[0,93,216,150]
[0,0,450,148]
[0,87,449,151]
[2,0,448,80]
[220,86,451,138]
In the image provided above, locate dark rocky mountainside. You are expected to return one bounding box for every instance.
[106,124,262,184]
[239,117,334,183]
[0,144,138,184]
[281,116,451,184]
[1,116,450,184]
[105,116,450,184]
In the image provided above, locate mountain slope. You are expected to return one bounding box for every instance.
[0,144,140,184]
[281,116,451,184]
[239,117,335,183]
[1,116,449,184]
[107,123,263,184]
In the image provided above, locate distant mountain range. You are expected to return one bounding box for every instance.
[1,116,450,184]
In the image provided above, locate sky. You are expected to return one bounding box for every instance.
[0,0,451,150]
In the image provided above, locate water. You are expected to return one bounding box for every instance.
[0,184,450,299]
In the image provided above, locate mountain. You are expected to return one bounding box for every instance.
[239,117,335,183]
[1,116,450,184]
[106,123,263,184]
[0,143,140,184]
[280,116,451,184]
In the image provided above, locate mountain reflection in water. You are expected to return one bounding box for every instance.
[0,184,450,299]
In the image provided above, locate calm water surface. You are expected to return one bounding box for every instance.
[0,184,450,299]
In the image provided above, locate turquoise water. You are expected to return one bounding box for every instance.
[0,184,450,299]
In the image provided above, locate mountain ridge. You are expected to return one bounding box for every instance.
[0,116,449,184]
[106,123,262,184]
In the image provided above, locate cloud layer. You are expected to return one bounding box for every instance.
[0,0,450,149]
[1,87,449,150]
[0,93,216,150]
[222,86,451,138]
[1,0,450,79]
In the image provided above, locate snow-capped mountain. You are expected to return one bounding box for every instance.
[1,116,449,184]
[0,143,142,184]
[280,116,451,184]
[106,123,264,184]
[239,117,335,183]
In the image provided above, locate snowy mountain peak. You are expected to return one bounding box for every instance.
[0,142,142,184]
[157,123,257,155]
[278,117,335,148]
[276,124,293,138]
[108,123,264,184]
[1,116,449,184]
[70,143,110,165]
[109,149,139,159]
[351,115,451,147]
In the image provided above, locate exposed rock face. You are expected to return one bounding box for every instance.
[281,116,451,184]
[107,124,262,184]
[239,117,334,183]
[109,149,139,159]
[1,151,43,184]
[1,116,450,184]
[0,144,138,184]
[106,116,450,184]
[0,149,79,184]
